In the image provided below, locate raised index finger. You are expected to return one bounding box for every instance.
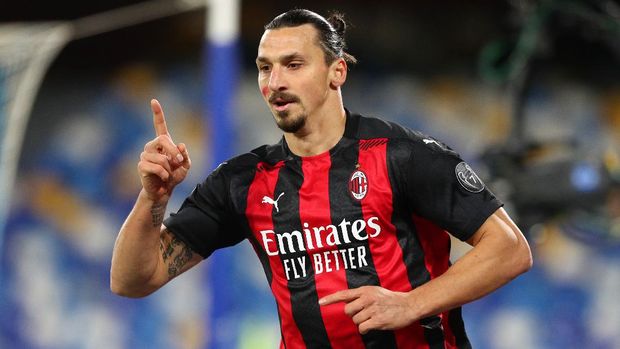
[151,98,170,137]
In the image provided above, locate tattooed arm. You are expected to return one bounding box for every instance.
[110,191,202,297]
[110,100,201,297]
[159,226,199,279]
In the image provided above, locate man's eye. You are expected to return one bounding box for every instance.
[288,63,301,69]
[259,65,271,72]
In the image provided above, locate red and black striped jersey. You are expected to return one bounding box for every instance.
[164,111,502,349]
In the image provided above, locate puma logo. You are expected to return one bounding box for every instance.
[262,192,285,213]
[423,138,441,147]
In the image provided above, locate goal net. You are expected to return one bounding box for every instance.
[0,0,207,258]
[0,22,72,248]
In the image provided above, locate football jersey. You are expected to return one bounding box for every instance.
[164,110,502,349]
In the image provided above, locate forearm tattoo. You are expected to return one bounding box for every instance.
[167,244,193,278]
[159,228,194,279]
[151,203,166,227]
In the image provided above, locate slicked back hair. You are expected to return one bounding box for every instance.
[264,9,357,66]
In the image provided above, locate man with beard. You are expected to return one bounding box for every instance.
[111,9,532,348]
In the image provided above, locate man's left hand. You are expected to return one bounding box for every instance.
[319,286,417,334]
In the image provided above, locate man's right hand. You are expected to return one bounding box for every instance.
[138,99,191,202]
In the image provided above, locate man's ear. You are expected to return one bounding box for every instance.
[329,58,347,89]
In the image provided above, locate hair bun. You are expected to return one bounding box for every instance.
[327,12,347,36]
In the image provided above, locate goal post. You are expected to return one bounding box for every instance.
[203,1,242,348]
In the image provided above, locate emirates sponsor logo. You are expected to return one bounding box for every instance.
[259,217,382,280]
[349,170,368,200]
[260,217,381,256]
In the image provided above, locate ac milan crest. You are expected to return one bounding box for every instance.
[349,170,368,200]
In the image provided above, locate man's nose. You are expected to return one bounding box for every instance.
[268,66,286,91]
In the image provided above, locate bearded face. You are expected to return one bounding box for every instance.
[256,25,333,134]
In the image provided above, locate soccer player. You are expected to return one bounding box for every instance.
[110,9,532,348]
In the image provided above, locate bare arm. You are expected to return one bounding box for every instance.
[405,207,532,317]
[110,99,201,298]
[319,207,533,334]
[110,192,202,297]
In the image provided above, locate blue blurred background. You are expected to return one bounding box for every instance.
[1,1,620,348]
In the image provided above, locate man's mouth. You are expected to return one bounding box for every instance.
[269,93,299,112]
[273,99,294,111]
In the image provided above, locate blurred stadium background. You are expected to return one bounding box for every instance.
[1,0,620,348]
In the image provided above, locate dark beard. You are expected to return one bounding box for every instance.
[275,110,306,133]
[268,91,305,133]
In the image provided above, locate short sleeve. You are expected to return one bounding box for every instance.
[163,164,245,258]
[405,140,503,241]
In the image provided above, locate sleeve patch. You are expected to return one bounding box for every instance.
[455,162,485,193]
